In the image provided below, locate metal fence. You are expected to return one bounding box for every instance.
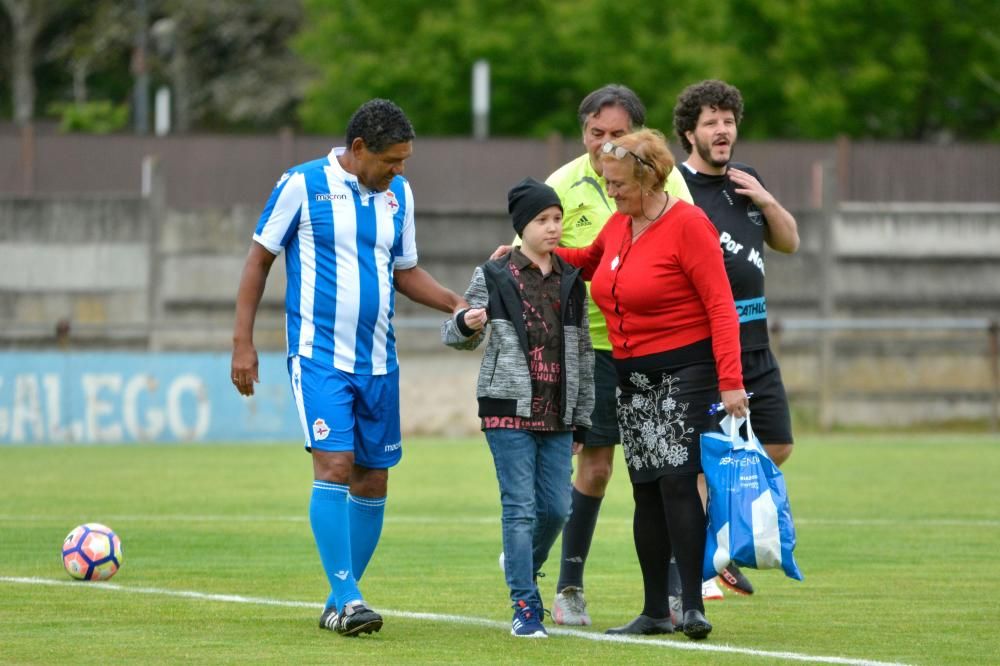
[2,126,999,211]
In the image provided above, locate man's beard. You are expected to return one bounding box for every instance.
[695,137,732,170]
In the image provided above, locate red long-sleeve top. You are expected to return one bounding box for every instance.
[556,200,743,390]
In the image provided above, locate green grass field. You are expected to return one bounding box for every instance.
[2,434,998,665]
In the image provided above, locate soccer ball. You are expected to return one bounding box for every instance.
[62,523,123,581]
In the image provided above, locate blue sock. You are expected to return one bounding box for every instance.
[310,480,361,611]
[348,494,386,581]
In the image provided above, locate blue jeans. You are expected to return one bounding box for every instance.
[485,428,573,609]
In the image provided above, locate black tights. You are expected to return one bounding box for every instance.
[631,473,705,617]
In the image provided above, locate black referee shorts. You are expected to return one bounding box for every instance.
[743,348,794,445]
[579,349,620,447]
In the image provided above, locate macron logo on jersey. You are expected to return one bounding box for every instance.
[315,192,348,202]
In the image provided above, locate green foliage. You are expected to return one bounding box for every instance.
[1,435,999,664]
[6,0,999,138]
[153,0,306,131]
[294,0,725,138]
[49,100,129,133]
[1,0,304,131]
[729,0,1000,140]
[295,0,1000,140]
[0,15,9,119]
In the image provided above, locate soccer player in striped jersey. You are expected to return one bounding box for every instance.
[230,99,468,636]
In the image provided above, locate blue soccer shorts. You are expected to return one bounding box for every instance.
[288,355,403,469]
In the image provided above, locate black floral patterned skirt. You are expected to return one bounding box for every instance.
[614,358,720,484]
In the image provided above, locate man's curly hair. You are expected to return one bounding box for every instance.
[346,99,415,154]
[672,80,744,154]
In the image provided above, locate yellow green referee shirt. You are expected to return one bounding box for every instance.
[544,153,693,351]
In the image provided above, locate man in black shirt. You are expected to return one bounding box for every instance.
[673,79,799,597]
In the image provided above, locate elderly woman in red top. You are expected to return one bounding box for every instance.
[556,128,747,641]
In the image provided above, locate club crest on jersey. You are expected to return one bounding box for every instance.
[746,202,763,226]
[385,190,399,212]
[312,418,330,441]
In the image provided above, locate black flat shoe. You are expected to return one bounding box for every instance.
[682,609,712,640]
[605,614,674,635]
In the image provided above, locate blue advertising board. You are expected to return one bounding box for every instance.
[0,352,301,443]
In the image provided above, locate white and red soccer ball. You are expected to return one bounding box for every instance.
[62,523,123,581]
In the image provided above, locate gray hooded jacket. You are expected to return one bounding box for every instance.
[442,252,595,432]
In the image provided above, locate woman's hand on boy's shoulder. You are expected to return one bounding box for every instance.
[489,244,512,261]
[463,307,488,331]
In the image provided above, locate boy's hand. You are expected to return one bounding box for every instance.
[463,308,488,331]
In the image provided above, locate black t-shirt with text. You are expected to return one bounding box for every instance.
[681,162,770,351]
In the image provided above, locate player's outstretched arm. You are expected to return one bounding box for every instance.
[231,242,277,397]
[394,266,468,314]
[442,267,488,350]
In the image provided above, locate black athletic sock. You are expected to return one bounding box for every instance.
[556,488,603,592]
[659,474,706,614]
[667,556,682,599]
[631,480,670,619]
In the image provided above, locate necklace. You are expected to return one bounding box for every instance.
[633,197,669,240]
[614,196,670,269]
[631,219,652,240]
[642,193,670,222]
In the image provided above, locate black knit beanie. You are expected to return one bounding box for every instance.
[507,177,563,236]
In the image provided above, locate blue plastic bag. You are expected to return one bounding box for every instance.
[701,413,803,581]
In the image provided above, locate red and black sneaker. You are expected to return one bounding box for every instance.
[718,563,754,596]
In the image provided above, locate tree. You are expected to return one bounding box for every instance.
[0,14,8,118]
[1,0,50,126]
[38,0,132,133]
[6,0,998,139]
[295,0,722,138]
[728,0,1000,140]
[151,0,305,132]
[48,1,131,104]
[2,0,306,132]
[1,0,133,129]
[295,0,1000,141]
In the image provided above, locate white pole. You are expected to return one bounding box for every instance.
[472,59,490,140]
[154,86,171,137]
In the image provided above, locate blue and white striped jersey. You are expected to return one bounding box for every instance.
[253,148,418,375]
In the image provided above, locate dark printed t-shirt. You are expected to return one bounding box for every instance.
[481,248,568,431]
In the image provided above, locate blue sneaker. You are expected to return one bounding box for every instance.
[511,600,547,638]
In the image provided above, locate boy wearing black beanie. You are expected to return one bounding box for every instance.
[442,178,595,638]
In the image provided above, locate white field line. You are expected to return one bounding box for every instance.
[0,514,997,528]
[0,576,909,666]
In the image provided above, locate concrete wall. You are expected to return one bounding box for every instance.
[0,196,153,346]
[1,193,998,430]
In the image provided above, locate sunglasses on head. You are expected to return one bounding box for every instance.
[602,141,654,170]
